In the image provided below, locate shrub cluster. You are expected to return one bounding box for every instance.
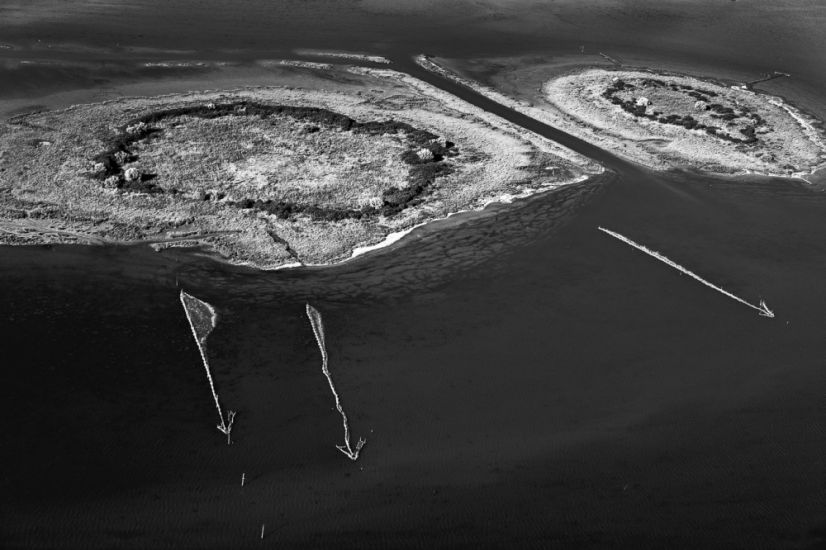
[378,161,454,217]
[601,79,760,144]
[90,101,459,210]
[233,128,457,221]
[91,123,163,192]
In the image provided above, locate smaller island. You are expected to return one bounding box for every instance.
[545,68,825,176]
[417,56,826,179]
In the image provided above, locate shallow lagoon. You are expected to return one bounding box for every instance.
[1,1,825,547]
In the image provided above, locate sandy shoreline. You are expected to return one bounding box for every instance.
[0,61,601,271]
[295,171,592,270]
[3,3,826,548]
[417,55,826,180]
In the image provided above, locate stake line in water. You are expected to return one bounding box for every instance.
[598,227,774,318]
[180,290,237,444]
[181,293,224,421]
[306,303,366,461]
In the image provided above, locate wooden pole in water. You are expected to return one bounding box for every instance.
[305,303,366,461]
[598,227,774,318]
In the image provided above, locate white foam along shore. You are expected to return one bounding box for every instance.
[178,63,598,271]
[0,61,602,272]
[280,67,601,272]
[268,66,604,271]
[293,49,391,64]
[768,98,826,153]
[290,172,593,271]
[415,55,826,180]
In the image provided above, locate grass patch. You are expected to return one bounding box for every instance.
[601,78,760,144]
[91,101,458,221]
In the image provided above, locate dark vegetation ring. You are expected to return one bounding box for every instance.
[601,79,761,144]
[91,101,460,221]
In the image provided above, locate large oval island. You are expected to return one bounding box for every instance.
[0,65,601,269]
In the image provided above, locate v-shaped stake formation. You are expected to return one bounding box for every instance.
[180,290,236,444]
[179,292,365,459]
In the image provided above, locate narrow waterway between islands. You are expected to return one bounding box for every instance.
[1,49,825,550]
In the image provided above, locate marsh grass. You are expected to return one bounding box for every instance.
[120,102,460,221]
[132,114,409,208]
[545,68,826,175]
[0,72,592,268]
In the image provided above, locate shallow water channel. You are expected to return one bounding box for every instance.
[1,3,825,547]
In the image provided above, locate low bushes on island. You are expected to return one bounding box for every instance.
[89,100,460,220]
[601,78,760,145]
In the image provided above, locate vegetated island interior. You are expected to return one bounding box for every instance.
[0,64,600,270]
[418,55,826,179]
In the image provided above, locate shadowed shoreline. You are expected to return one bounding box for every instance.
[1,1,825,548]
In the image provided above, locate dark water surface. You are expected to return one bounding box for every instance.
[1,2,825,548]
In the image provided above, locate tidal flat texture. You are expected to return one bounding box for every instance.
[0,65,599,269]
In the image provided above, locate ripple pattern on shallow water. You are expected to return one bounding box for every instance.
[165,175,610,304]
